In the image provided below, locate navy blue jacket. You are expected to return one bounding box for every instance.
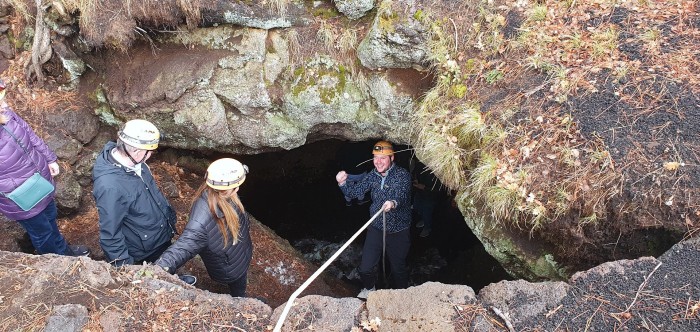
[340,164,412,233]
[156,193,253,283]
[93,142,176,265]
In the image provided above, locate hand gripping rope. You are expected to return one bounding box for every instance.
[273,208,385,332]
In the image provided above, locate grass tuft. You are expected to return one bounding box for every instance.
[469,153,497,195]
[485,185,519,220]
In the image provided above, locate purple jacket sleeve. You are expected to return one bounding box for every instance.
[6,107,57,163]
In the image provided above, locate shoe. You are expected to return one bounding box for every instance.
[357,287,375,300]
[415,220,424,228]
[419,228,431,238]
[178,274,197,285]
[66,245,90,257]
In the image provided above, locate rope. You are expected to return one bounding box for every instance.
[382,210,387,286]
[273,208,385,332]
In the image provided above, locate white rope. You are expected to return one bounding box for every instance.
[273,208,385,332]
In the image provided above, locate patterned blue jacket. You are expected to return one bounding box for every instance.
[340,164,412,233]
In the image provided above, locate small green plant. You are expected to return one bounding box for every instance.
[450,84,468,98]
[591,26,619,59]
[614,64,629,81]
[578,213,598,227]
[485,69,504,84]
[530,5,548,22]
[413,9,425,21]
[553,187,572,217]
[525,54,548,70]
[641,28,660,42]
[526,203,548,231]
[564,33,584,50]
[641,27,661,52]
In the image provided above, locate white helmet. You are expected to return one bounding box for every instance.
[118,119,160,150]
[206,158,248,190]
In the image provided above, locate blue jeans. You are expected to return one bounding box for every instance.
[16,200,69,255]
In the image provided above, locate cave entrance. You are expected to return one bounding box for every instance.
[234,139,511,292]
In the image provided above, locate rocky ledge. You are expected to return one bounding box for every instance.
[1,237,697,331]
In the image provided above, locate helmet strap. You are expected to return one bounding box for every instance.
[120,143,148,165]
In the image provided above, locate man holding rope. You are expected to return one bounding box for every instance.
[335,140,412,299]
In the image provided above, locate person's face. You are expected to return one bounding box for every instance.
[373,154,393,173]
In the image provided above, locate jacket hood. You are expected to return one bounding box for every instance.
[93,141,128,180]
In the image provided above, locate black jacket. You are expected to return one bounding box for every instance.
[156,193,253,283]
[93,142,176,265]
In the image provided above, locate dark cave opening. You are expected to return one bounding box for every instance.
[233,139,512,292]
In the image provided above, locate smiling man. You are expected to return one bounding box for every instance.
[335,140,412,299]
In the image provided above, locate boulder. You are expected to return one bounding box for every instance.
[365,282,477,331]
[54,171,82,215]
[271,295,364,331]
[44,304,88,332]
[45,133,82,165]
[335,0,375,20]
[357,0,430,69]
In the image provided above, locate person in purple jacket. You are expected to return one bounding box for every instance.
[0,80,89,256]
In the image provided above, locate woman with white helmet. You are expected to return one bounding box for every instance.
[156,158,253,297]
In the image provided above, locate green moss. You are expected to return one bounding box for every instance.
[450,84,467,99]
[529,254,567,280]
[378,10,399,33]
[485,69,504,84]
[94,105,122,127]
[413,9,425,22]
[312,7,340,19]
[290,63,348,104]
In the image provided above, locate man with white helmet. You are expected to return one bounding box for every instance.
[92,119,181,268]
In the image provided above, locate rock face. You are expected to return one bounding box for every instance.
[87,25,418,154]
[0,237,697,331]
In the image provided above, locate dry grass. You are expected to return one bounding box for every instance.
[43,0,221,50]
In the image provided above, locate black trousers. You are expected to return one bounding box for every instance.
[228,274,248,297]
[359,227,410,289]
[137,241,171,264]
